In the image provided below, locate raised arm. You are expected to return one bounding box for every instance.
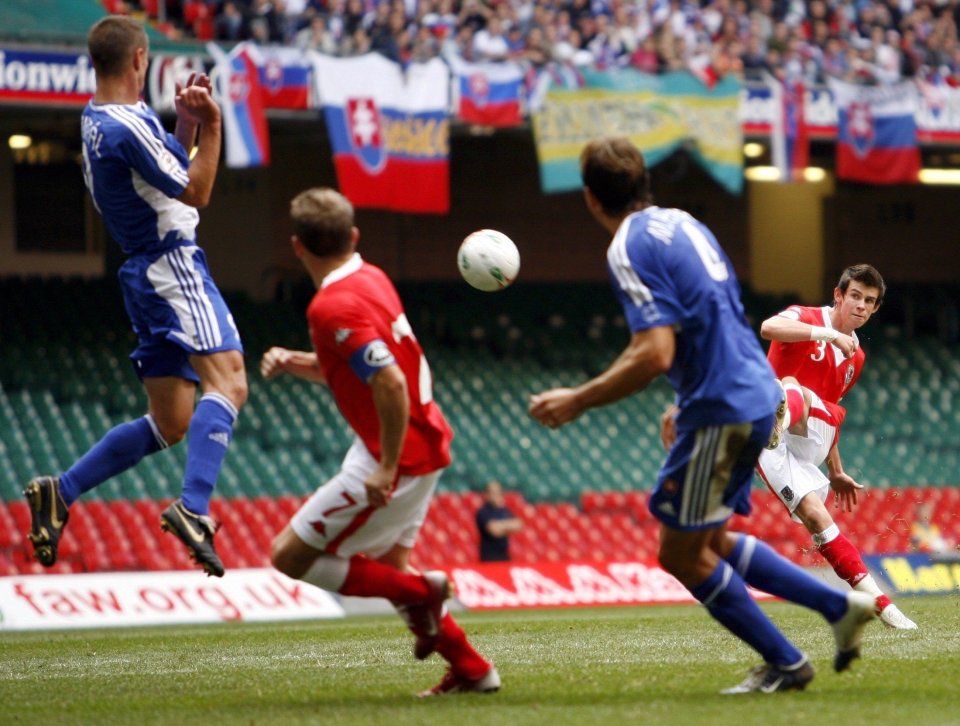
[174,82,221,209]
[760,313,858,358]
[529,325,674,428]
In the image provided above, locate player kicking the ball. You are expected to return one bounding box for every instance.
[758,265,917,630]
[260,187,498,697]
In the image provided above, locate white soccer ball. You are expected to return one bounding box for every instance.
[457,229,520,292]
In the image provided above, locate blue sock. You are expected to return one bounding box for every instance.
[691,561,805,668]
[59,416,166,506]
[180,393,237,515]
[726,534,848,623]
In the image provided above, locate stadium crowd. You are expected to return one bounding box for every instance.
[109,0,960,86]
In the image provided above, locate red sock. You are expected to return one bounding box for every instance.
[338,555,430,604]
[876,594,891,611]
[784,385,805,426]
[818,533,869,588]
[436,612,491,681]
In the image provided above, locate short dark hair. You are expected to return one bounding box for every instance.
[837,263,885,307]
[290,188,355,257]
[88,16,148,78]
[579,136,652,216]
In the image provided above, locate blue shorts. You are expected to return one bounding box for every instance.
[648,413,774,531]
[118,245,243,382]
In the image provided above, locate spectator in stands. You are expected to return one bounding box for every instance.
[529,135,878,693]
[261,187,500,697]
[911,501,960,560]
[473,15,511,61]
[24,16,247,578]
[295,14,338,53]
[215,0,246,40]
[182,0,957,84]
[475,481,523,562]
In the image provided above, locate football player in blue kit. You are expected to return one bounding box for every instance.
[24,16,246,577]
[529,136,878,693]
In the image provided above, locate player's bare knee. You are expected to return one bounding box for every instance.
[153,415,189,445]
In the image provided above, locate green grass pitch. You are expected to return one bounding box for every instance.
[2,595,958,725]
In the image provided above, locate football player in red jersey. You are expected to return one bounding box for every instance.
[758,264,917,630]
[260,187,499,696]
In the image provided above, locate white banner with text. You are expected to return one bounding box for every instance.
[447,560,775,610]
[0,568,344,630]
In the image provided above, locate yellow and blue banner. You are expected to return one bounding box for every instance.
[532,70,743,194]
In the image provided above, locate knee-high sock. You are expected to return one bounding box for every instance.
[726,533,848,622]
[815,526,890,609]
[783,382,805,429]
[435,612,492,680]
[691,561,805,668]
[815,525,869,587]
[59,415,166,505]
[181,393,237,515]
[336,555,431,603]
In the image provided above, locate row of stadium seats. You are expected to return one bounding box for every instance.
[1,276,959,507]
[3,487,956,576]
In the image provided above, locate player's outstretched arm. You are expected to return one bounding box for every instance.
[260,347,327,384]
[529,326,674,428]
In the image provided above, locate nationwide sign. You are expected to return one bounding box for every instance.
[0,568,344,630]
[446,560,774,610]
[864,553,960,595]
[0,48,96,105]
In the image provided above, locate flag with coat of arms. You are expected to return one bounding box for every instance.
[207,42,270,168]
[446,53,524,127]
[829,79,920,184]
[311,52,450,214]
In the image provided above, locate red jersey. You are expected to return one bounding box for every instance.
[766,305,865,427]
[307,255,453,474]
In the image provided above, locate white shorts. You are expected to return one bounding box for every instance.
[756,392,838,520]
[290,438,443,559]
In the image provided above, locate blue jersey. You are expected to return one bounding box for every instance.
[81,100,199,256]
[607,206,780,429]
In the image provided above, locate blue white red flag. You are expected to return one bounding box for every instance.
[829,79,920,184]
[768,74,808,182]
[253,46,312,110]
[208,42,270,168]
[447,55,523,127]
[311,53,450,214]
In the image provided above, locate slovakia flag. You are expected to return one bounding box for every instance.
[829,79,920,184]
[448,55,523,127]
[209,42,270,168]
[254,46,312,110]
[312,53,450,214]
[769,74,809,182]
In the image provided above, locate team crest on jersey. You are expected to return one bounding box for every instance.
[780,486,795,502]
[843,365,855,390]
[335,328,352,344]
[640,301,661,323]
[846,101,875,158]
[346,98,386,174]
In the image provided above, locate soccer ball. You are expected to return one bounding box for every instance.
[457,229,520,292]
